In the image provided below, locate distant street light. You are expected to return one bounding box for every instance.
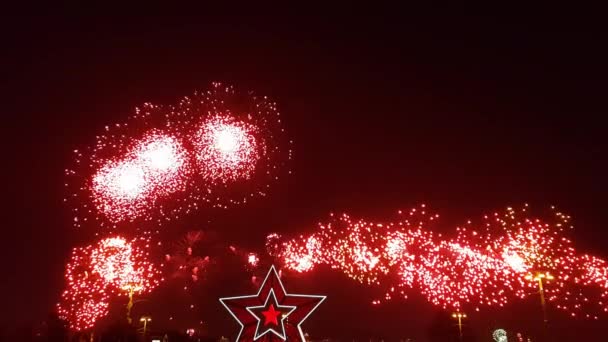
[451,312,467,341]
[524,272,555,327]
[525,271,555,341]
[139,316,152,337]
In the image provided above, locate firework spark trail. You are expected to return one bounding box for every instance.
[159,230,267,319]
[67,83,291,227]
[163,230,262,285]
[164,231,210,283]
[274,205,608,318]
[57,236,162,331]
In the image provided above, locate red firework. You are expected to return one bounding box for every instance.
[67,83,290,227]
[91,132,190,222]
[89,236,161,294]
[194,115,260,183]
[247,253,260,268]
[57,245,110,331]
[275,205,608,319]
[57,236,162,331]
[168,83,290,209]
[165,230,210,283]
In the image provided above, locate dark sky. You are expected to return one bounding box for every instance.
[3,7,608,341]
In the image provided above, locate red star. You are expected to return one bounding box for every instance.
[262,304,281,326]
[220,266,326,341]
[246,288,296,339]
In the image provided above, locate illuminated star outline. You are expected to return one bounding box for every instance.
[219,265,326,341]
[246,288,297,340]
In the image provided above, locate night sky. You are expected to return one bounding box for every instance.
[3,8,608,341]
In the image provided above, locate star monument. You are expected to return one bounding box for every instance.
[219,266,326,341]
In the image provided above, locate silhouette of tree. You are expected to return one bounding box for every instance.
[102,321,137,342]
[427,310,479,342]
[164,329,190,342]
[427,311,457,342]
[46,312,69,342]
[461,322,478,342]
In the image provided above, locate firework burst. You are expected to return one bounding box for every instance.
[168,83,291,209]
[194,115,260,183]
[164,230,210,283]
[89,236,161,294]
[90,132,190,223]
[274,205,608,318]
[66,83,290,228]
[57,236,162,331]
[56,246,110,331]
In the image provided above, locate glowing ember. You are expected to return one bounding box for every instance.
[247,253,260,267]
